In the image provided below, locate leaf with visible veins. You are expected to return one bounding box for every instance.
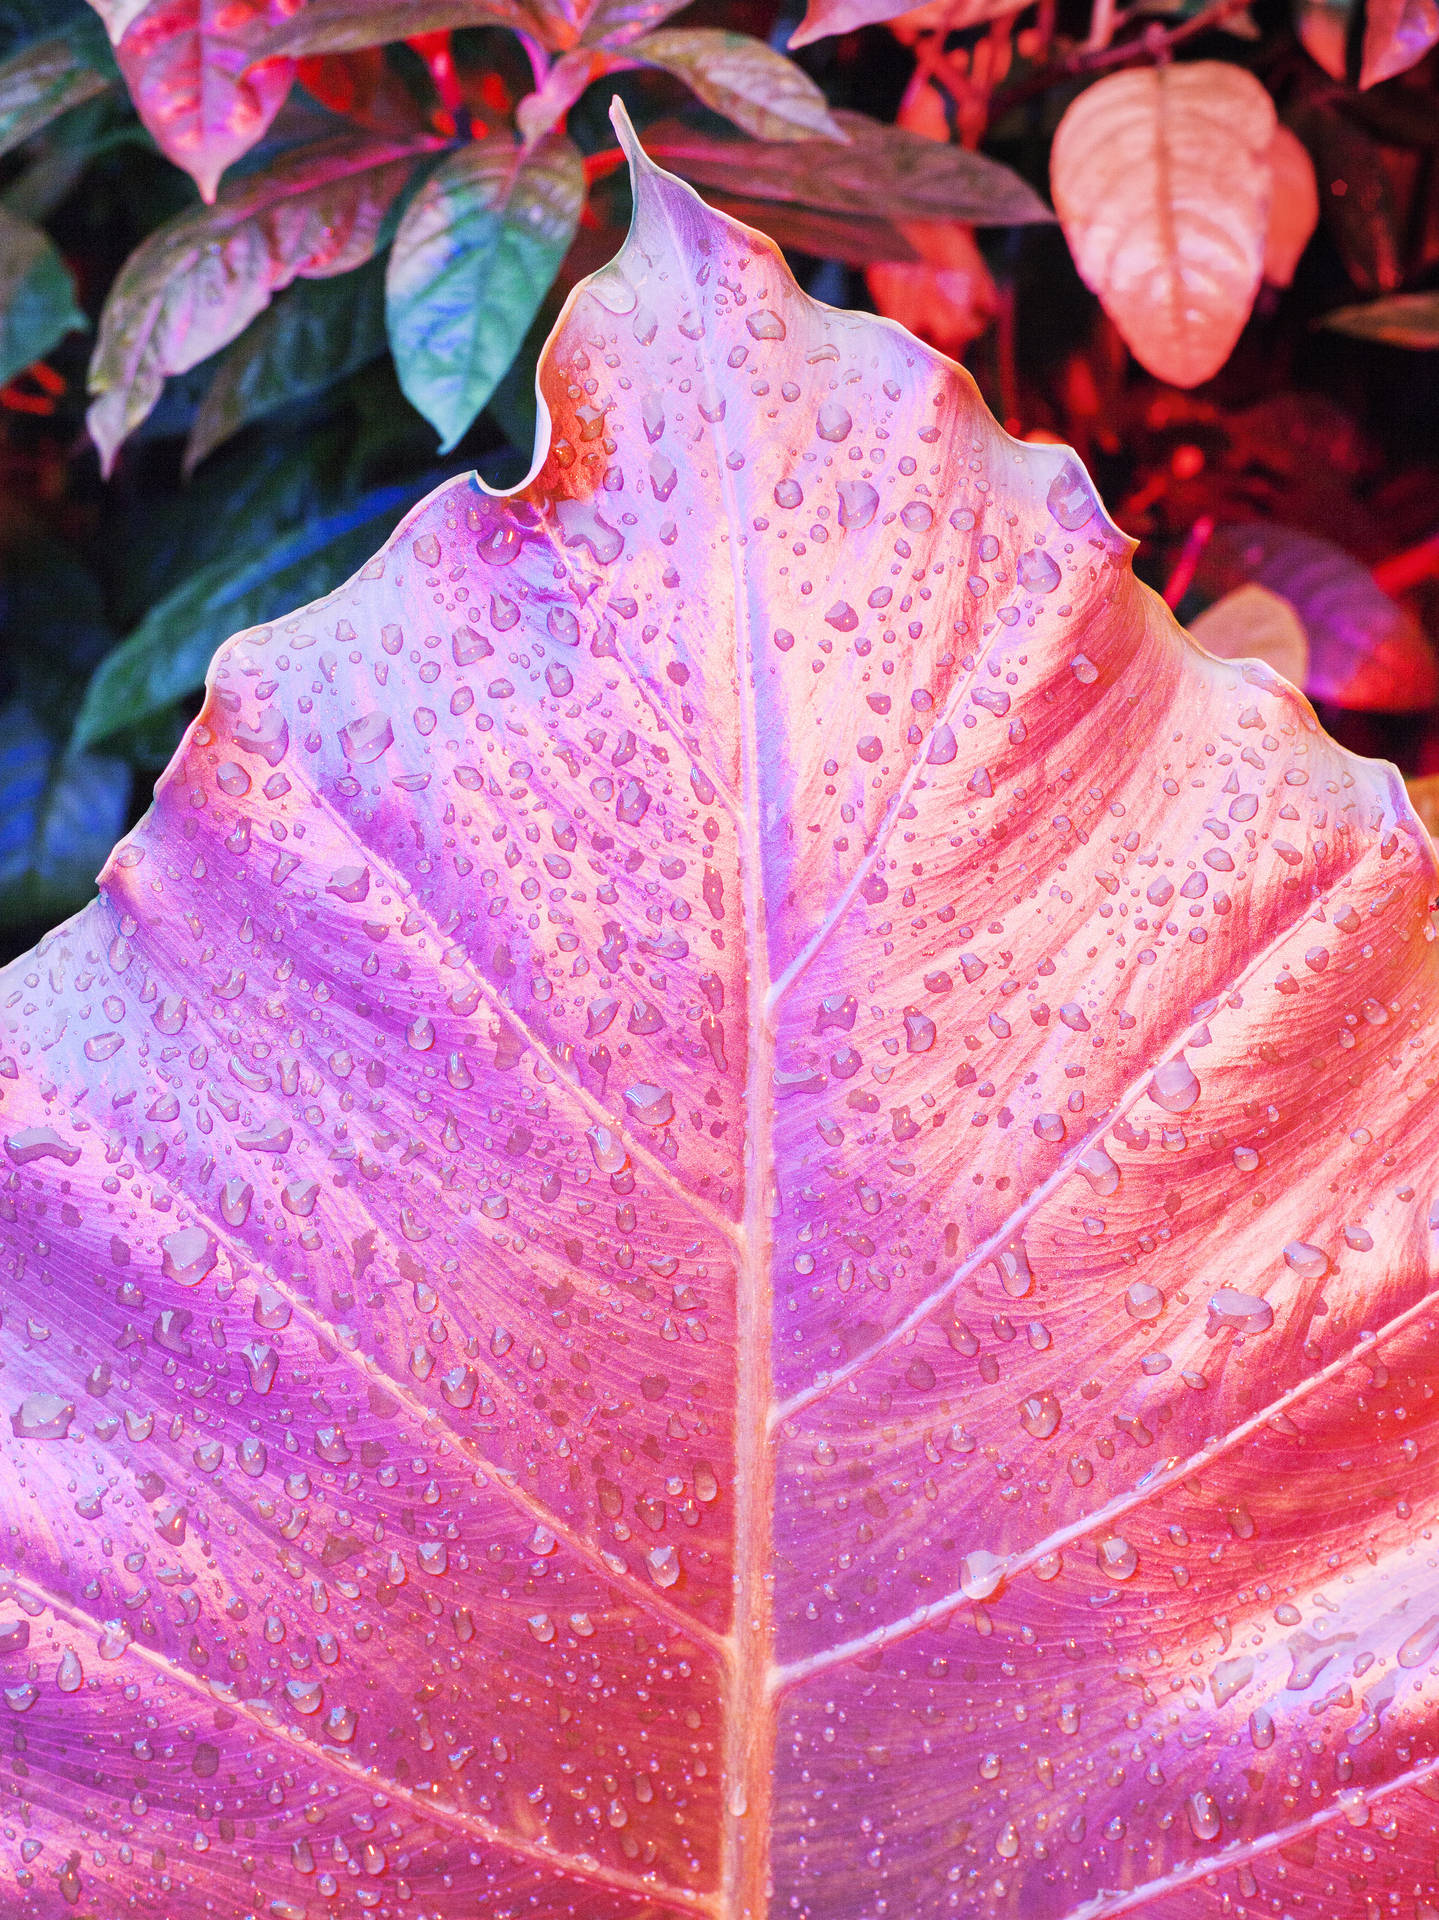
[7,102,1439,1920]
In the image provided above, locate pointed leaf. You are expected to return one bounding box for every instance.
[789,0,1029,47]
[185,259,388,474]
[1263,122,1319,287]
[0,700,129,920]
[630,31,845,142]
[0,23,112,161]
[0,204,84,386]
[94,0,298,201]
[72,477,437,747]
[86,134,429,474]
[386,134,583,451]
[1189,581,1309,687]
[1322,290,1439,347]
[1294,0,1351,74]
[1052,61,1276,388]
[8,108,1439,1920]
[1193,521,1439,710]
[1361,0,1439,84]
[644,108,1054,225]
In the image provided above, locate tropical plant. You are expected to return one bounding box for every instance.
[4,112,1439,1920]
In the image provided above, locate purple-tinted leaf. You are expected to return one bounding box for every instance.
[1194,521,1439,710]
[86,134,433,474]
[643,108,1054,225]
[5,104,1439,1920]
[1361,0,1439,85]
[256,0,543,59]
[789,0,1028,46]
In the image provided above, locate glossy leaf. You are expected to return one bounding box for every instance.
[644,108,1054,226]
[86,134,429,475]
[0,204,84,386]
[1189,580,1308,686]
[0,699,129,920]
[1361,0,1439,85]
[386,135,582,452]
[0,21,112,161]
[1322,290,1439,346]
[1051,62,1276,388]
[92,0,297,201]
[72,476,436,748]
[1263,121,1319,288]
[9,110,1439,1920]
[1193,521,1439,710]
[184,259,389,474]
[629,31,845,142]
[257,0,540,59]
[789,0,1029,49]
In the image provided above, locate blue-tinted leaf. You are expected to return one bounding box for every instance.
[0,204,83,386]
[0,700,129,922]
[73,476,444,747]
[386,134,583,452]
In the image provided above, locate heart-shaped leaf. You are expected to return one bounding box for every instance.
[1193,521,1439,711]
[1051,62,1276,387]
[385,135,584,452]
[86,133,431,474]
[89,0,297,201]
[6,106,1439,1920]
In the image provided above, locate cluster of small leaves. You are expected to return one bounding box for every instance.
[0,0,1437,937]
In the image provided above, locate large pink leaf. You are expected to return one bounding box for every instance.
[6,107,1439,1920]
[93,0,299,202]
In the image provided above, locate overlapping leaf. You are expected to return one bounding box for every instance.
[6,109,1439,1920]
[1051,62,1276,387]
[86,133,433,473]
[628,30,845,142]
[789,0,1031,49]
[644,108,1053,226]
[0,18,112,161]
[1193,521,1439,710]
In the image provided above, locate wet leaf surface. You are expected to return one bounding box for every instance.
[6,114,1439,1920]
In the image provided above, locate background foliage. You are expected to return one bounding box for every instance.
[1,0,1437,957]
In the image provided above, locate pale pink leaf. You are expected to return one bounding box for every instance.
[1263,121,1319,288]
[8,102,1439,1920]
[1051,61,1276,387]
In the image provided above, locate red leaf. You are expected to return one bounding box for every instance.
[101,0,299,201]
[9,105,1439,1919]
[1361,0,1439,86]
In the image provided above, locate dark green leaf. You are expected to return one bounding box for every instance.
[1322,292,1439,347]
[185,258,389,473]
[0,204,83,386]
[643,110,1054,226]
[0,701,129,923]
[0,24,112,162]
[73,478,440,747]
[630,31,845,143]
[386,135,583,452]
